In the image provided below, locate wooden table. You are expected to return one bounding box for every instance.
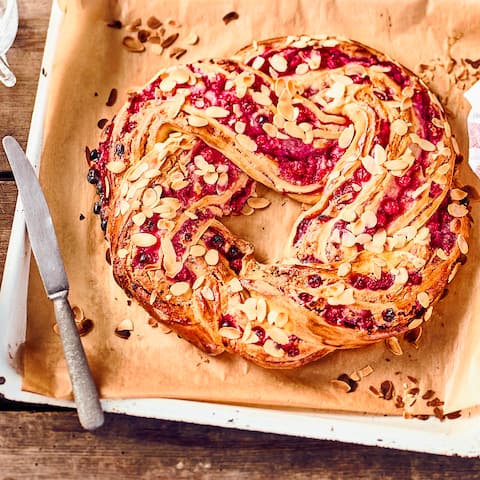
[1,1,480,477]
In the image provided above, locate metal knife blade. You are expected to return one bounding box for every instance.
[3,136,68,298]
[2,136,104,430]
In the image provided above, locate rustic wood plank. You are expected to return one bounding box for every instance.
[0,181,17,281]
[0,411,478,479]
[0,0,51,172]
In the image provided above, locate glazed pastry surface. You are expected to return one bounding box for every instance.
[88,35,470,368]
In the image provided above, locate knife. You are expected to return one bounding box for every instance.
[2,136,104,431]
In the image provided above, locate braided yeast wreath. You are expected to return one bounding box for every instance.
[88,35,470,368]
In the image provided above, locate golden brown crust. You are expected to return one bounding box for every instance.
[88,35,471,368]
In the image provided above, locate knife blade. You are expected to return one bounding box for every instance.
[2,136,104,430]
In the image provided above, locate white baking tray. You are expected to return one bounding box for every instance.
[1,1,479,457]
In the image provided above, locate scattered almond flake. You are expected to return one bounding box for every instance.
[160,33,179,48]
[385,337,403,355]
[117,248,129,259]
[350,371,361,382]
[184,32,199,45]
[169,67,192,85]
[295,63,309,75]
[447,203,468,217]
[436,248,448,260]
[122,35,145,53]
[331,379,351,393]
[380,380,394,400]
[222,11,239,25]
[437,163,450,176]
[450,188,467,201]
[241,204,255,216]
[217,172,229,187]
[170,47,188,60]
[457,234,468,254]
[192,275,205,290]
[416,291,430,308]
[269,54,288,73]
[391,118,409,136]
[331,73,353,85]
[205,106,230,118]
[104,177,110,199]
[337,262,351,277]
[266,326,289,345]
[255,298,267,323]
[219,326,242,340]
[234,121,246,134]
[170,281,190,296]
[327,288,355,306]
[384,159,409,171]
[228,277,243,293]
[341,231,356,248]
[338,124,355,149]
[132,212,146,226]
[263,339,285,358]
[361,155,384,175]
[201,286,215,301]
[188,115,209,127]
[283,121,304,140]
[116,319,134,333]
[322,38,339,47]
[106,161,126,174]
[171,179,189,190]
[339,209,356,222]
[131,232,157,247]
[251,56,265,70]
[189,245,206,257]
[235,133,257,152]
[247,197,270,209]
[203,171,219,185]
[252,91,272,106]
[358,365,374,378]
[142,188,158,208]
[448,263,460,283]
[205,249,219,266]
[360,210,377,228]
[325,82,345,99]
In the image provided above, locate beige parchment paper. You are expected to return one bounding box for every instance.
[22,0,480,416]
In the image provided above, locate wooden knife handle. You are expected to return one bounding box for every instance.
[52,291,104,430]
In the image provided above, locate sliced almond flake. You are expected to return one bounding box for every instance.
[345,63,367,77]
[337,262,351,277]
[327,288,355,306]
[169,67,192,84]
[117,248,129,259]
[247,197,271,209]
[205,249,219,266]
[267,311,279,325]
[373,144,387,166]
[448,263,460,283]
[203,171,219,185]
[331,73,354,85]
[411,183,429,199]
[106,161,126,174]
[391,119,408,136]
[192,275,205,290]
[269,54,288,72]
[201,286,215,301]
[217,172,229,187]
[432,117,443,128]
[127,163,149,182]
[402,86,414,98]
[322,38,339,47]
[385,336,403,355]
[267,327,289,345]
[295,63,309,75]
[234,121,246,134]
[437,163,450,175]
[457,234,468,254]
[228,277,243,293]
[116,319,134,332]
[325,82,345,99]
[338,124,355,149]
[284,121,305,140]
[451,136,460,155]
[104,177,110,199]
[395,267,409,285]
[263,339,285,357]
[188,115,209,127]
[241,205,255,216]
[341,231,356,248]
[241,298,258,321]
[415,226,430,242]
[256,298,267,322]
[159,76,177,92]
[370,64,391,73]
[252,91,272,106]
[361,155,384,175]
[251,56,265,70]
[262,122,278,137]
[331,379,351,393]
[131,232,157,247]
[170,281,190,296]
[417,291,430,308]
[161,236,177,270]
[450,188,467,201]
[235,134,257,152]
[330,229,341,244]
[436,248,448,260]
[142,206,154,219]
[385,159,409,171]
[359,365,374,378]
[424,306,434,322]
[277,100,296,122]
[205,106,230,118]
[190,245,206,257]
[356,233,372,245]
[171,179,190,190]
[447,203,468,218]
[219,327,242,340]
[361,210,377,228]
[408,318,423,331]
[241,322,253,342]
[132,212,146,226]
[120,200,130,216]
[339,209,356,222]
[372,229,387,247]
[142,188,158,207]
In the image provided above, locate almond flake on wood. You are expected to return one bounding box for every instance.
[247,197,271,209]
[385,336,403,355]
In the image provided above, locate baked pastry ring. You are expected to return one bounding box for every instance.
[88,35,470,368]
